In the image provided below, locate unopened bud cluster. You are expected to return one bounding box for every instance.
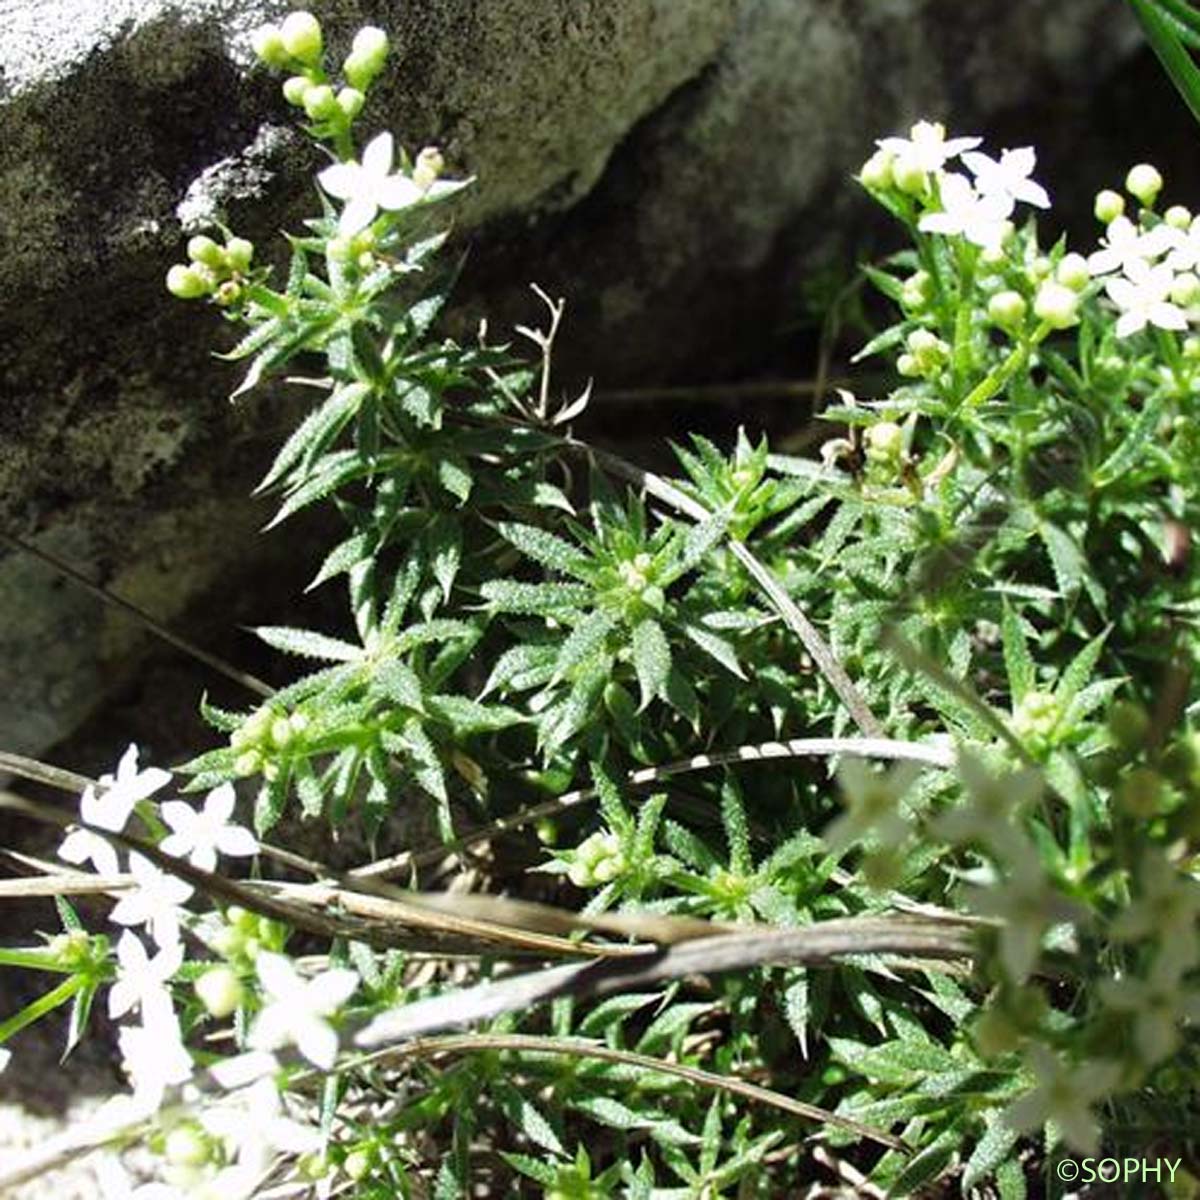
[166,233,256,304]
[229,705,310,781]
[253,12,389,137]
[567,831,626,887]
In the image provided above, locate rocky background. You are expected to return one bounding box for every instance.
[0,0,1191,1185]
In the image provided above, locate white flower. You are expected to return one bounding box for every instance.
[1005,1044,1121,1154]
[1165,215,1200,273]
[1105,258,1187,338]
[962,146,1050,210]
[876,120,981,173]
[824,758,919,854]
[967,857,1079,983]
[1100,953,1200,1065]
[250,952,358,1070]
[58,744,171,877]
[108,931,183,1021]
[1110,851,1200,962]
[110,853,194,949]
[1087,215,1176,276]
[0,1047,10,1073]
[118,1005,193,1113]
[200,1077,322,1185]
[160,784,258,872]
[318,132,423,235]
[96,1156,184,1200]
[918,172,1013,250]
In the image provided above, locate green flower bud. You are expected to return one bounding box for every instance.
[251,26,291,70]
[344,1149,374,1182]
[1126,162,1163,207]
[535,818,559,846]
[344,26,388,90]
[896,352,920,377]
[865,421,903,465]
[280,11,323,66]
[302,84,338,121]
[1184,336,1200,362]
[195,965,244,1018]
[166,263,210,299]
[1171,272,1200,307]
[987,289,1027,328]
[336,86,366,120]
[298,1152,332,1181]
[1033,280,1079,329]
[270,717,294,749]
[1028,255,1053,282]
[891,151,926,196]
[49,930,92,968]
[1166,204,1192,230]
[1012,689,1061,751]
[413,146,445,192]
[900,269,933,310]
[978,243,1008,269]
[165,1126,211,1168]
[210,926,244,959]
[1094,189,1125,224]
[214,280,242,307]
[187,235,225,269]
[233,750,261,778]
[858,149,894,191]
[289,711,310,734]
[1055,252,1090,291]
[905,327,948,373]
[282,74,312,107]
[224,237,254,273]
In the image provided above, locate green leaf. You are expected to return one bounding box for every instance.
[426,517,463,603]
[258,383,369,492]
[962,1115,1022,1191]
[632,619,672,709]
[428,694,524,734]
[372,658,425,712]
[554,609,617,682]
[1092,393,1165,487]
[1001,600,1036,701]
[254,626,362,662]
[480,580,593,615]
[1038,521,1105,613]
[254,766,291,836]
[497,522,590,579]
[1130,0,1200,125]
[400,717,447,807]
[683,624,745,679]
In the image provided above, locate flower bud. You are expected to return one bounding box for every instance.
[987,290,1027,328]
[234,751,261,778]
[302,84,338,121]
[251,26,291,70]
[858,149,894,191]
[1171,272,1200,307]
[344,26,388,90]
[344,1149,374,1182]
[896,353,920,378]
[891,151,926,196]
[165,1126,211,1168]
[280,11,322,66]
[282,75,312,107]
[289,711,310,734]
[1118,766,1165,818]
[1033,281,1079,330]
[1185,335,1200,362]
[224,237,254,273]
[865,421,904,466]
[298,1153,332,1181]
[166,264,210,299]
[535,818,558,845]
[1012,689,1061,751]
[270,717,294,749]
[906,327,948,373]
[1166,204,1192,230]
[187,235,225,269]
[1126,162,1163,207]
[413,146,445,192]
[336,86,366,120]
[1055,252,1090,291]
[214,280,242,307]
[195,965,244,1018]
[900,269,933,310]
[1094,189,1125,224]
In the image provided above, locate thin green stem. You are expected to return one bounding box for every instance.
[0,973,86,1044]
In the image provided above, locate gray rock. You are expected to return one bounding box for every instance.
[0,0,1144,755]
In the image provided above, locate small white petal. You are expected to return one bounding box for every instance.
[375,175,423,211]
[339,195,378,235]
[215,826,259,858]
[317,162,360,200]
[205,784,237,824]
[362,131,394,177]
[296,1018,339,1070]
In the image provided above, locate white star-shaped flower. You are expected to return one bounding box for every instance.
[318,132,423,235]
[108,931,183,1021]
[250,952,358,1070]
[1100,953,1200,1066]
[1165,215,1200,273]
[58,745,171,877]
[117,1004,193,1113]
[1088,215,1176,276]
[201,1077,322,1183]
[877,120,981,173]
[110,853,194,949]
[160,784,258,872]
[918,172,1013,251]
[961,146,1050,210]
[1105,258,1187,338]
[1005,1044,1121,1154]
